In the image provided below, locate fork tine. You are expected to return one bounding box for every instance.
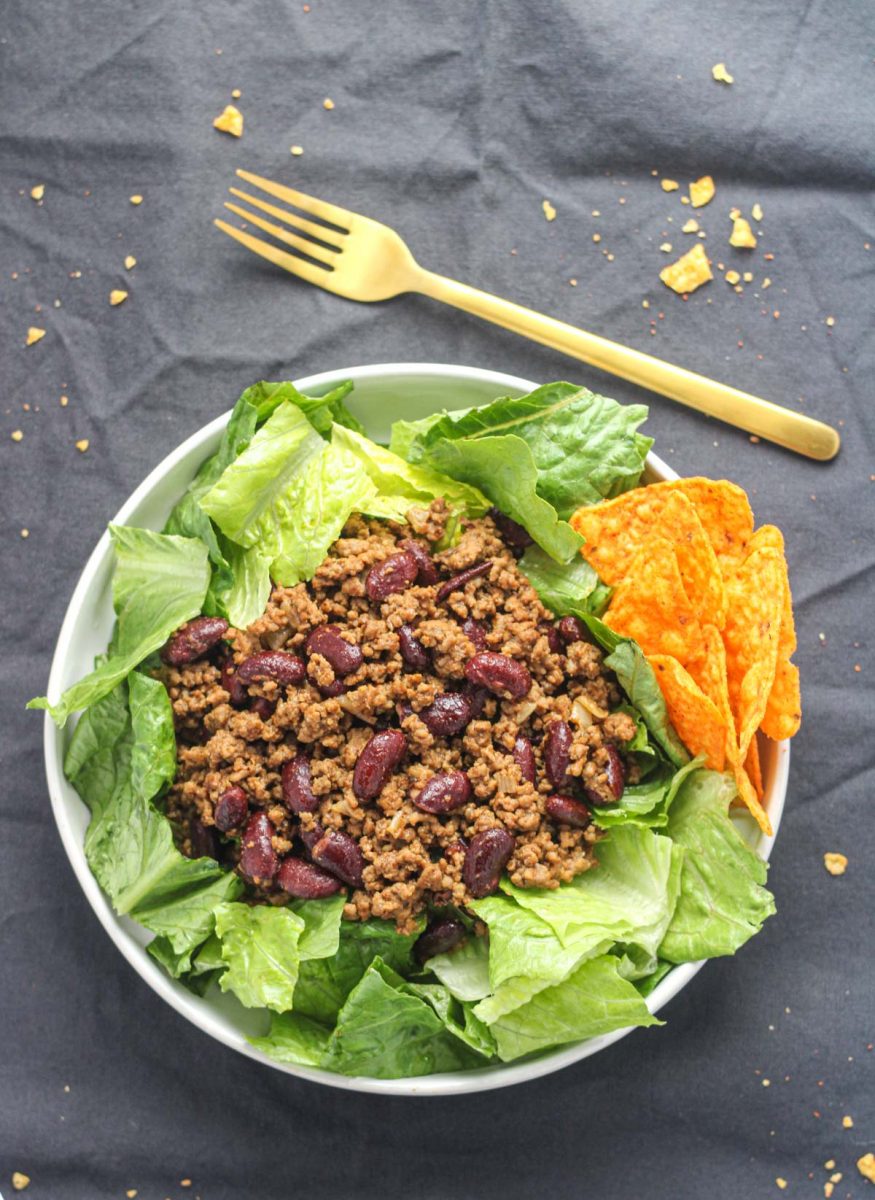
[214,219,334,289]
[228,187,344,249]
[235,168,355,232]
[223,202,338,266]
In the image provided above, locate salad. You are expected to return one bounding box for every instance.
[32,378,798,1079]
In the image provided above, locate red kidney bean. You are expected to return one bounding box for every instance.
[399,624,431,671]
[250,696,276,720]
[400,539,439,585]
[366,551,418,602]
[463,829,515,898]
[544,720,573,788]
[464,652,532,700]
[420,692,472,736]
[557,615,586,644]
[353,729,407,799]
[214,785,249,833]
[489,507,533,554]
[318,679,347,698]
[311,830,364,888]
[545,793,591,828]
[412,770,472,814]
[582,746,626,806]
[299,823,325,853]
[463,682,488,719]
[305,625,363,677]
[546,625,563,655]
[512,735,536,783]
[161,616,228,665]
[220,658,247,707]
[436,560,492,603]
[277,856,343,899]
[281,755,318,814]
[239,813,278,884]
[462,616,487,651]
[414,917,467,963]
[236,650,306,686]
[189,818,219,860]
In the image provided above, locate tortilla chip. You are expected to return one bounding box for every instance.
[690,624,739,770]
[643,478,754,564]
[659,243,713,294]
[649,654,727,771]
[745,735,764,801]
[734,763,773,837]
[722,545,785,758]
[604,535,704,665]
[571,490,726,627]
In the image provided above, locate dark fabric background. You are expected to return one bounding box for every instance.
[1,1,873,1197]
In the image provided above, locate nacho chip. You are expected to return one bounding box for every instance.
[690,624,739,770]
[745,735,764,801]
[654,478,754,564]
[605,535,704,664]
[722,545,784,758]
[734,762,773,837]
[659,243,713,294]
[649,654,727,771]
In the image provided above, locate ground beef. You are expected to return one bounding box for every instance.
[161,503,638,933]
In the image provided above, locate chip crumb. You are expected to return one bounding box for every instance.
[591,209,601,216]
[30,183,45,201]
[124,255,137,270]
[75,439,90,453]
[824,852,848,876]
[661,179,679,192]
[181,1181,192,1188]
[11,429,24,442]
[213,104,243,137]
[26,326,46,346]
[830,1174,842,1184]
[689,176,716,208]
[659,242,673,252]
[730,216,757,248]
[762,1078,771,1087]
[592,232,601,243]
[659,242,712,294]
[712,62,734,84]
[60,394,69,406]
[776,1181,787,1192]
[642,299,650,308]
[824,1184,833,1198]
[763,277,772,289]
[743,271,753,282]
[126,1191,138,1198]
[11,1174,30,1192]
[231,88,241,99]
[682,218,700,233]
[290,144,304,156]
[750,435,760,444]
[843,1115,854,1128]
[825,1161,836,1170]
[542,199,556,222]
[323,97,335,110]
[725,269,741,285]
[21,529,29,538]
[752,202,764,221]
[859,1154,875,1183]
[680,195,690,205]
[130,194,143,205]
[568,278,577,286]
[825,316,835,327]
[110,289,128,306]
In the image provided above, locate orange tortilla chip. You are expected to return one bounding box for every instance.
[734,763,773,837]
[605,535,704,665]
[651,478,754,565]
[649,654,727,771]
[690,624,739,771]
[745,735,764,801]
[722,544,784,758]
[761,658,801,741]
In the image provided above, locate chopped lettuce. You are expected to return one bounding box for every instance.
[591,755,703,829]
[30,526,210,726]
[250,1012,332,1067]
[428,934,492,1002]
[214,903,305,1012]
[518,543,611,616]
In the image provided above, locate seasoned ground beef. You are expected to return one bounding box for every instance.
[161,503,637,933]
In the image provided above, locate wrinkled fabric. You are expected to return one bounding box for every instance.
[1,0,873,1197]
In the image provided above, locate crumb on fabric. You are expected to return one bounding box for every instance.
[130,194,143,205]
[30,184,45,200]
[824,852,847,875]
[689,175,715,208]
[725,270,740,285]
[542,199,556,221]
[21,529,29,538]
[26,326,46,346]
[124,255,137,269]
[291,144,304,155]
[752,202,764,221]
[659,242,673,252]
[683,219,700,233]
[659,243,712,294]
[843,1115,854,1128]
[213,104,243,137]
[661,179,679,192]
[231,88,241,99]
[110,289,128,306]
[775,1180,787,1191]
[11,429,24,442]
[712,62,734,83]
[323,97,335,110]
[12,1174,30,1192]
[75,439,90,452]
[730,216,757,248]
[858,1154,875,1183]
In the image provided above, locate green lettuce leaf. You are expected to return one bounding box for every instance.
[388,411,452,459]
[592,755,703,829]
[128,672,176,801]
[428,934,492,1002]
[214,903,305,1012]
[518,543,612,617]
[480,953,661,1062]
[250,1012,332,1067]
[30,526,210,726]
[288,894,347,961]
[401,980,497,1058]
[221,541,272,629]
[659,769,776,963]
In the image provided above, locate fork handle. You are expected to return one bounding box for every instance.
[414,270,840,461]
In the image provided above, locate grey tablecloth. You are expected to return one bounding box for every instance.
[2,1,873,1197]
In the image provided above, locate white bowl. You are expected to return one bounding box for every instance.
[42,362,788,1095]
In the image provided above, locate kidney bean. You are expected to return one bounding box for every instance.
[161,616,228,666]
[463,682,488,719]
[545,793,591,828]
[220,658,247,707]
[462,616,487,651]
[582,746,626,806]
[281,755,318,814]
[436,560,492,603]
[214,785,249,833]
[189,818,219,861]
[420,692,472,736]
[353,729,407,799]
[318,679,347,698]
[311,830,364,888]
[512,735,536,783]
[239,812,278,884]
[489,507,533,554]
[544,720,573,788]
[305,625,363,677]
[277,856,343,899]
[400,539,439,585]
[546,625,563,655]
[463,829,515,898]
[464,651,532,700]
[366,551,418,602]
[557,615,586,644]
[399,624,431,671]
[299,823,325,853]
[414,917,467,963]
[412,770,472,814]
[250,696,276,720]
[236,650,305,686]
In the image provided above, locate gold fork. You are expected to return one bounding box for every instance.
[216,169,840,461]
